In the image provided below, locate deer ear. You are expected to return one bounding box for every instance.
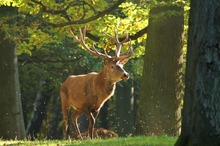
[119,57,130,65]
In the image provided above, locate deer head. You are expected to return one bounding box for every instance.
[70,27,133,83]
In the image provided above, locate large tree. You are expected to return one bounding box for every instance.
[135,4,184,136]
[176,0,220,146]
[0,6,25,139]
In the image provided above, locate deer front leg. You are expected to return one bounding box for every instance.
[92,110,100,138]
[85,110,99,139]
[92,110,100,119]
[85,112,95,139]
[71,110,83,140]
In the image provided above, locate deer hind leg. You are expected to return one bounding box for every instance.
[60,89,70,140]
[61,105,69,140]
[71,110,83,140]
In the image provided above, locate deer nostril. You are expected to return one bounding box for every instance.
[123,73,129,80]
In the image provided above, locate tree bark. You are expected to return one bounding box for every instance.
[48,96,62,139]
[176,0,220,146]
[26,80,51,139]
[0,6,25,139]
[99,102,109,129]
[135,4,184,136]
[115,81,135,136]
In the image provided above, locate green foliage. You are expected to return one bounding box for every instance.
[1,0,189,59]
[15,0,148,57]
[0,136,177,146]
[18,27,54,55]
[0,0,20,6]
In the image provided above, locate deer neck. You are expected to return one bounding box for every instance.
[96,69,116,96]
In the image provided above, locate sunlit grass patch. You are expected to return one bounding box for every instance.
[0,136,177,146]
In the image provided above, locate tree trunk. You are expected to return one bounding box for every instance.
[48,96,62,139]
[0,6,25,139]
[99,102,109,129]
[176,0,220,146]
[115,81,135,136]
[135,4,184,136]
[26,80,51,139]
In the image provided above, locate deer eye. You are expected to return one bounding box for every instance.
[111,65,115,69]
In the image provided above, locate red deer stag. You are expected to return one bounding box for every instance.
[60,27,133,140]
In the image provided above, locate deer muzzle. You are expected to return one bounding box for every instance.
[122,72,129,80]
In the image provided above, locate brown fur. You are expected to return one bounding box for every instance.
[60,59,129,139]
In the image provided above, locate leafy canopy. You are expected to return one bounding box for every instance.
[2,0,148,57]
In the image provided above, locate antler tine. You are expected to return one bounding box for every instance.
[70,27,111,59]
[105,30,130,58]
[118,39,133,59]
[104,31,120,57]
[114,30,121,58]
[104,49,110,57]
[91,43,112,58]
[70,29,80,43]
[114,29,120,43]
[121,32,129,43]
[81,27,87,41]
[114,30,130,58]
[104,32,114,39]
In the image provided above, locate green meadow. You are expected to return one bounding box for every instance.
[0,136,177,146]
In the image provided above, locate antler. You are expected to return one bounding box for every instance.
[105,30,133,60]
[70,27,111,59]
[70,27,133,60]
[118,38,133,61]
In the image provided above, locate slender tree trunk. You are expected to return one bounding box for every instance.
[99,102,109,129]
[48,96,62,139]
[0,6,25,139]
[176,1,220,146]
[115,81,135,136]
[135,4,184,136]
[26,80,51,139]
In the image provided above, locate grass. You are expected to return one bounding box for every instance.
[0,136,177,146]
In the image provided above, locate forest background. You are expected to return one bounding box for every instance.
[0,0,190,139]
[1,0,220,146]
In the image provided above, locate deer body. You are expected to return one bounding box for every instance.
[60,27,132,139]
[60,71,116,113]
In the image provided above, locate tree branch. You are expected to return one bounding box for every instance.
[86,26,148,42]
[19,55,83,65]
[130,26,148,40]
[39,0,126,27]
[29,0,147,41]
[30,0,69,15]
